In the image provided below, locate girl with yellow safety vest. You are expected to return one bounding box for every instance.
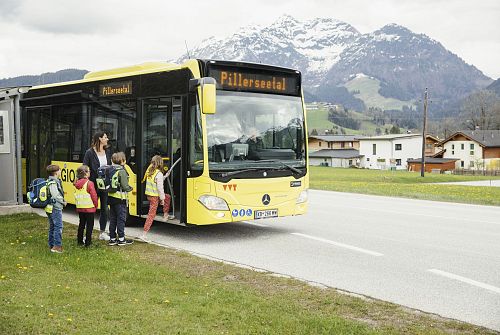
[140,155,173,241]
[74,165,98,247]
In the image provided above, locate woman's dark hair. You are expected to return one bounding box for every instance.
[91,131,108,152]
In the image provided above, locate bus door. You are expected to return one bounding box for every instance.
[141,97,184,221]
[27,107,51,183]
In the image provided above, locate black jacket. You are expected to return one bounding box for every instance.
[83,148,112,184]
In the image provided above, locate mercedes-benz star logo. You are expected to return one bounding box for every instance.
[262,194,271,206]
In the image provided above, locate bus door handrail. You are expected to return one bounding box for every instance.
[165,157,181,215]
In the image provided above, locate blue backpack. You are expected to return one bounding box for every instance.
[96,165,121,192]
[27,178,52,208]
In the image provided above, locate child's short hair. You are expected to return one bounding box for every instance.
[76,165,90,179]
[46,164,60,176]
[112,152,126,165]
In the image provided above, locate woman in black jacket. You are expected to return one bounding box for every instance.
[83,132,112,241]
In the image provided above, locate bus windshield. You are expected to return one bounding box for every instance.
[206,91,306,171]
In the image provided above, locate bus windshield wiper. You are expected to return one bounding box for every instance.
[216,168,261,179]
[252,160,303,174]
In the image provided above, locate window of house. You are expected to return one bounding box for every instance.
[349,159,353,165]
[461,143,464,150]
[372,143,376,155]
[341,142,345,148]
[452,144,455,149]
[470,150,474,155]
[470,161,474,168]
[396,159,402,166]
[349,142,353,147]
[452,150,455,155]
[460,161,464,168]
[470,143,474,149]
[319,142,321,147]
[366,158,370,161]
[395,143,402,151]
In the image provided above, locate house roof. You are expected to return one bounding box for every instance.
[438,130,500,147]
[309,149,363,159]
[309,135,360,142]
[407,158,459,163]
[358,133,421,140]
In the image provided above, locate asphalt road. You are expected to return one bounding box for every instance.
[57,190,500,331]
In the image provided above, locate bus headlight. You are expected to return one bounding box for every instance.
[296,190,308,204]
[198,195,229,211]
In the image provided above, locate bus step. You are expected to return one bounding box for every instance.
[154,215,184,226]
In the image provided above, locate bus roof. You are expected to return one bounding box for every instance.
[30,59,301,91]
[30,60,199,91]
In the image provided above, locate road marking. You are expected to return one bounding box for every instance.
[428,269,500,294]
[246,221,268,228]
[291,233,384,257]
[327,205,500,226]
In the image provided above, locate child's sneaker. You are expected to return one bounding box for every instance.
[51,246,63,253]
[117,238,134,246]
[108,239,118,246]
[99,232,110,241]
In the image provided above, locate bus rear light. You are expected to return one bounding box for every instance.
[296,190,308,204]
[198,195,229,211]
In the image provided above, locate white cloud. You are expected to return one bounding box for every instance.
[0,0,499,79]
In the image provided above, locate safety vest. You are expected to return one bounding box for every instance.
[145,170,161,197]
[74,181,94,209]
[108,167,128,200]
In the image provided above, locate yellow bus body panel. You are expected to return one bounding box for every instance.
[186,173,309,225]
[51,161,138,216]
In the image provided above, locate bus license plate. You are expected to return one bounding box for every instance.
[254,209,278,219]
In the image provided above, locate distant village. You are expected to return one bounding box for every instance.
[306,103,500,173]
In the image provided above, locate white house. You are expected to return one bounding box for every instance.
[437,130,500,170]
[309,149,363,167]
[359,134,422,170]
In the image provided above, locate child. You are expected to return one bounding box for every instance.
[45,164,66,253]
[140,155,173,241]
[74,165,98,247]
[107,152,134,246]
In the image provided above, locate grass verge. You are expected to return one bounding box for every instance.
[1,213,498,334]
[310,166,500,206]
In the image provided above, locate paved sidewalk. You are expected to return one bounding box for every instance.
[435,180,500,187]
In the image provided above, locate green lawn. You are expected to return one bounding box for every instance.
[309,166,500,206]
[1,214,497,334]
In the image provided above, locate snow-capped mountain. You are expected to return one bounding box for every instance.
[180,15,492,113]
[180,15,360,85]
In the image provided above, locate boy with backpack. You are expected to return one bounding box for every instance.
[107,152,134,246]
[74,165,98,247]
[45,164,66,253]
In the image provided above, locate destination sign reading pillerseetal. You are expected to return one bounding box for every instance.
[99,81,132,97]
[208,68,300,95]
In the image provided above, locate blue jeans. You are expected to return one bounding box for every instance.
[47,209,63,247]
[109,203,127,240]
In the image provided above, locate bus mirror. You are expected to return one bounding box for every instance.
[189,77,216,114]
[201,82,216,114]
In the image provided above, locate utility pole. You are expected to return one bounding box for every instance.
[420,88,428,177]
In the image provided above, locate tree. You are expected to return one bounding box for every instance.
[310,129,318,136]
[375,127,382,135]
[384,128,389,135]
[390,125,401,134]
[461,90,500,130]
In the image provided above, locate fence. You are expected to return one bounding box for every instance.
[453,169,500,176]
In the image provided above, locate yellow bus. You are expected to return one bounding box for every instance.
[21,59,308,225]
